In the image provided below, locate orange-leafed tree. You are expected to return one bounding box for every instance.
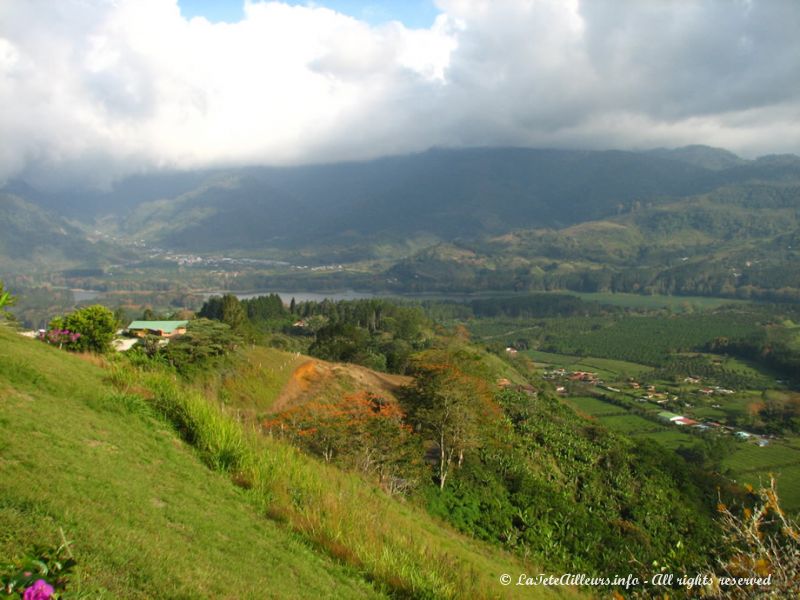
[264,392,422,495]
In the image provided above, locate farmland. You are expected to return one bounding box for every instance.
[532,353,800,512]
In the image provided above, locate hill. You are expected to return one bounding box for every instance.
[0,325,575,599]
[383,180,800,299]
[0,325,378,598]
[0,193,128,274]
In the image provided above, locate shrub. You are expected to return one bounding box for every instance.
[47,305,116,353]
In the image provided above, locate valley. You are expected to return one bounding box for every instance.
[3,145,800,598]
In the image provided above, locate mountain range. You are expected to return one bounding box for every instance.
[2,145,800,298]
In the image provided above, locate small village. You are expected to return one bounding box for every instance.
[539,364,772,447]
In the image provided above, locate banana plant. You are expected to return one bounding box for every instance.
[0,281,16,314]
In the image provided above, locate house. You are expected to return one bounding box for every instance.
[673,417,699,426]
[569,371,599,383]
[127,320,189,338]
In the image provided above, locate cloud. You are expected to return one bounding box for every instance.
[0,0,798,188]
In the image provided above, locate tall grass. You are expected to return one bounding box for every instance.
[108,362,573,600]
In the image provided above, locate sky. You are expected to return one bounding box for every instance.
[1,0,799,188]
[179,0,440,28]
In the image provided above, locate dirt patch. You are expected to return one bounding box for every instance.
[271,358,412,413]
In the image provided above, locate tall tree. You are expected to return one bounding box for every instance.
[220,294,246,331]
[409,362,485,490]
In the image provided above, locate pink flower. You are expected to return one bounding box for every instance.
[22,579,53,600]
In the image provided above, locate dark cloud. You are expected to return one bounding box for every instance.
[0,0,798,189]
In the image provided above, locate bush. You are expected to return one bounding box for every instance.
[47,305,117,353]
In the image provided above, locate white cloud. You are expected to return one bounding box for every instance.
[0,0,798,188]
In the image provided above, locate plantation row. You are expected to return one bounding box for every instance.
[645,355,771,390]
[512,311,764,366]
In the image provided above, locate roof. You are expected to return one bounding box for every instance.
[657,411,681,420]
[127,320,189,333]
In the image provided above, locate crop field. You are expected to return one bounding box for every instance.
[728,463,800,514]
[536,312,762,366]
[525,349,652,379]
[599,413,668,434]
[565,292,745,312]
[723,442,800,473]
[499,310,800,512]
[637,429,698,450]
[771,465,800,512]
[562,395,628,417]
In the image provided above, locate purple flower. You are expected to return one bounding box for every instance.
[22,579,54,600]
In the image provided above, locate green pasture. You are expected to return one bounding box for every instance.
[525,349,652,379]
[561,395,628,417]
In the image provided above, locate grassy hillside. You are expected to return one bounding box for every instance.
[0,326,576,599]
[0,325,380,598]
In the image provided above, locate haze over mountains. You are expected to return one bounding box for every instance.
[2,144,800,302]
[4,145,799,257]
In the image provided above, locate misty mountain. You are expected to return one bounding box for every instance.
[644,145,747,170]
[128,147,800,253]
[0,193,127,273]
[7,146,800,261]
[381,179,800,299]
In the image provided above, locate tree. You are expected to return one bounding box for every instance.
[264,392,422,495]
[48,305,117,353]
[161,318,240,375]
[220,294,246,331]
[199,294,246,331]
[408,362,486,489]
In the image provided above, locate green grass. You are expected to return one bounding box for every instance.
[214,345,306,414]
[0,327,379,598]
[722,441,800,474]
[0,326,577,599]
[561,396,628,417]
[636,429,698,450]
[723,436,800,511]
[599,414,669,434]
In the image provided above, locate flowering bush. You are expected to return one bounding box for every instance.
[47,305,116,353]
[39,329,81,350]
